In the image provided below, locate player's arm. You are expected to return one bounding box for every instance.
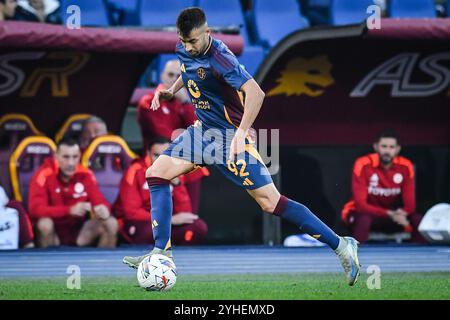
[400,168,416,215]
[229,79,265,159]
[151,75,184,111]
[237,79,265,135]
[28,176,71,219]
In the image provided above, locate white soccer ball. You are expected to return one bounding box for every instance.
[137,254,177,291]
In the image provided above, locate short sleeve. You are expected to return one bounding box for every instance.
[210,46,252,90]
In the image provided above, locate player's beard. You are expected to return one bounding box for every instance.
[380,153,393,165]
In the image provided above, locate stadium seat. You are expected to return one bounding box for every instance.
[107,0,139,25]
[60,0,111,26]
[388,0,437,18]
[304,0,331,25]
[81,135,138,204]
[0,114,43,151]
[138,0,195,28]
[330,0,375,26]
[9,136,56,209]
[0,114,43,198]
[198,0,266,76]
[55,114,93,143]
[198,0,250,43]
[237,45,266,76]
[251,0,310,48]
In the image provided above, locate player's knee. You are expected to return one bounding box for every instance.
[258,197,277,213]
[146,165,166,179]
[102,217,118,235]
[36,218,55,236]
[76,235,88,247]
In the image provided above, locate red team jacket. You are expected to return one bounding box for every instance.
[342,153,416,222]
[138,84,196,146]
[114,155,192,221]
[28,158,110,221]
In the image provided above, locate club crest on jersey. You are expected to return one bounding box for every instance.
[74,182,84,194]
[162,106,170,115]
[187,79,201,98]
[393,173,403,184]
[370,173,379,187]
[197,67,206,80]
[73,182,87,198]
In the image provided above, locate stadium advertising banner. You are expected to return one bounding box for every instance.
[256,20,450,146]
[0,49,151,135]
[0,22,243,136]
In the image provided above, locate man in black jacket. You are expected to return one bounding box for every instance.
[14,0,61,24]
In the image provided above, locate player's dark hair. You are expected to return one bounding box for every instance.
[147,136,171,151]
[176,7,207,38]
[57,137,79,150]
[376,129,400,145]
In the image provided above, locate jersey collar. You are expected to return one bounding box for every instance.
[202,36,212,56]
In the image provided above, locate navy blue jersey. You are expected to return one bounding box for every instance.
[176,37,252,130]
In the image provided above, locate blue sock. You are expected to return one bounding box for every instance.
[275,196,340,250]
[147,177,172,250]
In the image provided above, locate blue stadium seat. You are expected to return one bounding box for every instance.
[305,0,331,25]
[388,0,437,18]
[139,0,195,28]
[198,0,250,43]
[198,0,265,76]
[107,0,139,25]
[330,0,375,26]
[251,0,310,48]
[60,0,110,26]
[237,46,266,76]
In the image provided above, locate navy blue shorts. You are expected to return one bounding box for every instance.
[163,124,273,190]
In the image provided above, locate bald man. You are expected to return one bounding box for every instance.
[138,60,195,146]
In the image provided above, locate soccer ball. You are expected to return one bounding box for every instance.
[137,254,177,291]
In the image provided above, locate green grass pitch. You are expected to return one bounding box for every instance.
[1,272,449,300]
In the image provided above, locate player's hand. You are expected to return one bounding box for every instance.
[93,204,110,220]
[171,212,199,226]
[151,89,174,111]
[69,202,91,217]
[229,128,247,161]
[391,213,409,226]
[395,208,408,216]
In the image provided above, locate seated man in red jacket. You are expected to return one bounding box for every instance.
[342,130,425,244]
[29,138,118,248]
[114,136,208,245]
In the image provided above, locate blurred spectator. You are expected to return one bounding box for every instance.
[0,0,17,21]
[342,130,426,244]
[14,0,61,24]
[138,59,208,213]
[138,59,194,147]
[114,136,208,245]
[0,185,34,248]
[79,116,108,153]
[28,138,118,248]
